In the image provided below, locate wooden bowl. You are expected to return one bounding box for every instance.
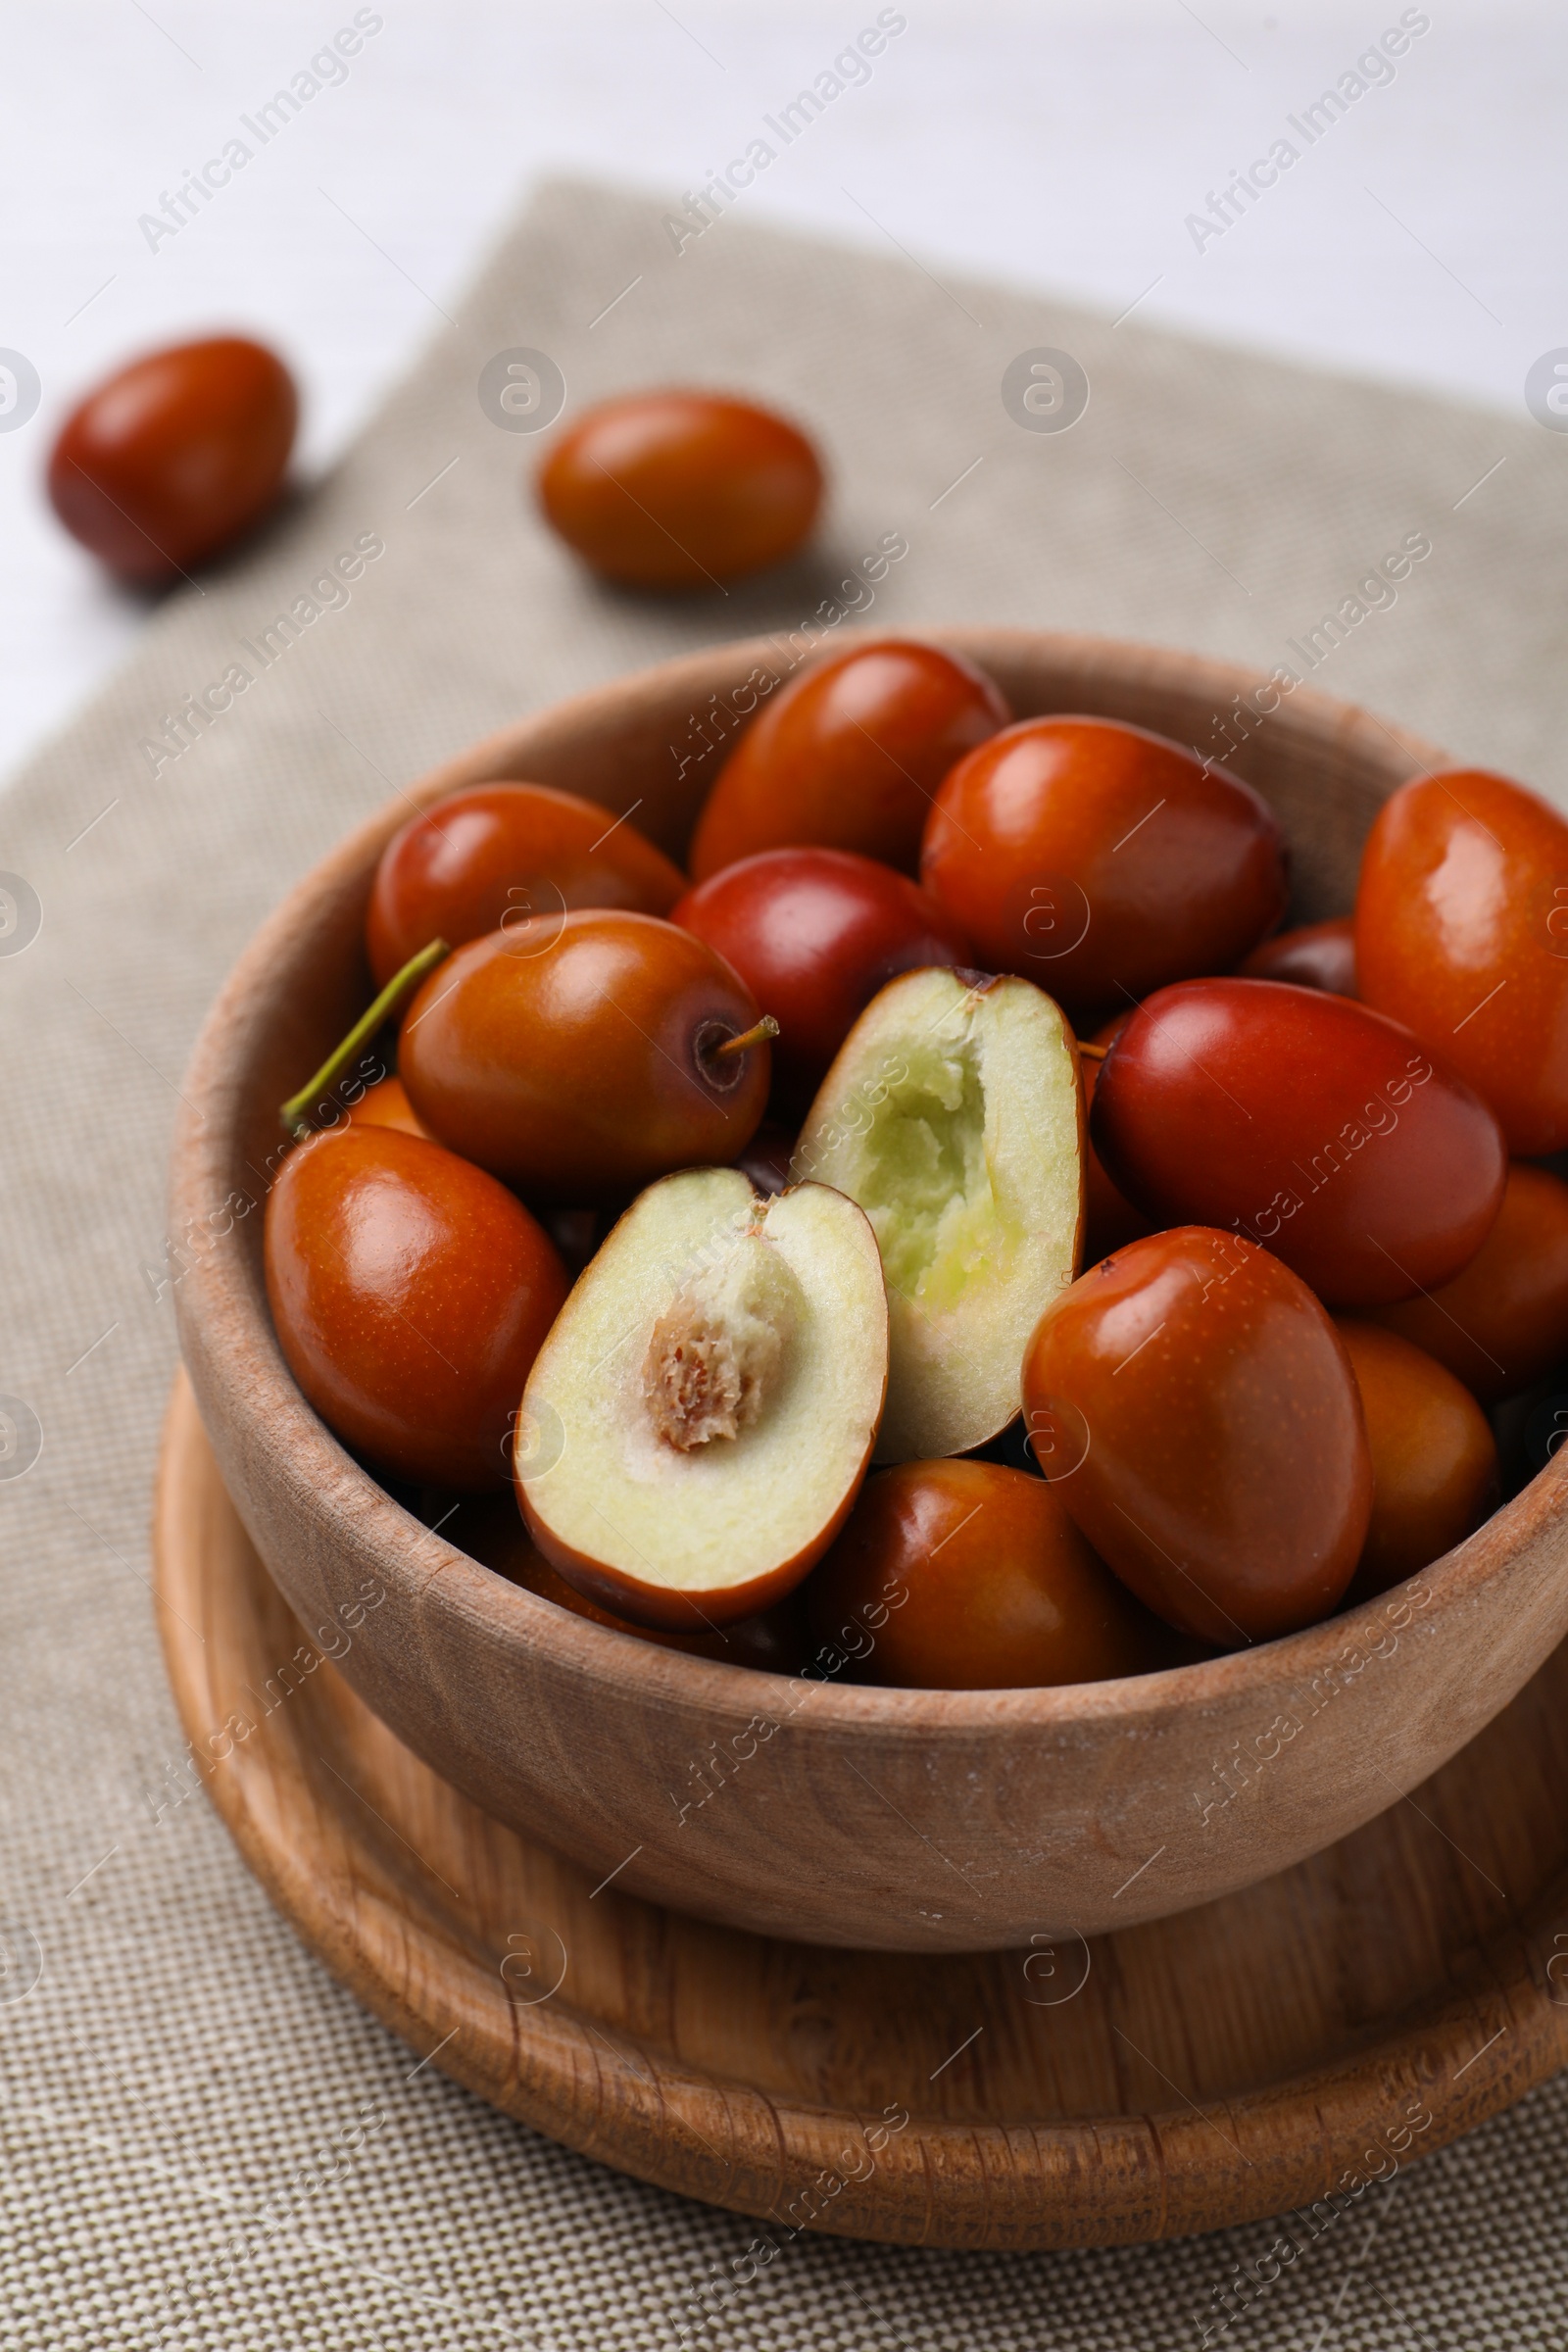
[170,628,1568,1955]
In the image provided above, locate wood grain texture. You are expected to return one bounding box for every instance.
[155,1372,1568,2250]
[167,627,1568,1952]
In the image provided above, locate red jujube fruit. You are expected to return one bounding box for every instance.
[688,639,1008,880]
[398,911,771,1201]
[671,847,974,1111]
[48,335,296,581]
[536,391,822,589]
[367,782,685,988]
[1334,1321,1497,1602]
[1021,1227,1373,1645]
[1240,915,1357,996]
[265,1127,568,1491]
[1091,978,1506,1306]
[804,1458,1171,1689]
[1079,1014,1152,1264]
[920,714,1288,1020]
[1369,1162,1568,1403]
[1356,768,1568,1154]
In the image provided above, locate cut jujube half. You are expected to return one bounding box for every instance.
[794,966,1084,1460]
[516,1167,888,1628]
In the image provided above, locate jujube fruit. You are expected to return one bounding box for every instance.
[1021,1226,1372,1645]
[671,847,974,1111]
[48,336,296,581]
[367,782,685,988]
[1240,915,1356,996]
[516,1169,889,1628]
[1369,1162,1568,1402]
[795,964,1084,1462]
[264,1127,568,1491]
[1334,1322,1498,1601]
[399,910,771,1201]
[1091,978,1507,1307]
[1356,767,1568,1153]
[805,1458,1170,1689]
[1079,1014,1151,1264]
[920,714,1288,1020]
[689,639,1008,880]
[537,391,822,589]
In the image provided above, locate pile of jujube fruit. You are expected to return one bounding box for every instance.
[263,629,1568,1693]
[47,338,1561,1691]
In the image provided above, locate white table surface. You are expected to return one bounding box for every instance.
[3,0,1560,787]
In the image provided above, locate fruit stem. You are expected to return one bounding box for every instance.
[278,937,450,1140]
[1078,1041,1108,1062]
[706,1014,780,1063]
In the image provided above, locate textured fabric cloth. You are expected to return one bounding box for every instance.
[3,175,1567,2350]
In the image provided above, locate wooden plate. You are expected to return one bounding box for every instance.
[155,1372,1568,2250]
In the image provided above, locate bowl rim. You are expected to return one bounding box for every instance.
[172,622,1568,1743]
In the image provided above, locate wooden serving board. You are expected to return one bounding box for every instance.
[154,1372,1568,2249]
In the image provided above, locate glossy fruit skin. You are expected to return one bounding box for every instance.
[1369,1162,1568,1403]
[264,1127,568,1491]
[1335,1321,1498,1602]
[1092,979,1507,1307]
[399,911,770,1202]
[47,337,296,582]
[366,783,685,989]
[1357,769,1568,1153]
[536,392,822,589]
[804,1459,1170,1689]
[920,715,1288,1020]
[346,1073,431,1138]
[1080,1014,1152,1264]
[441,1493,809,1668]
[1021,1226,1372,1645]
[1240,915,1357,997]
[689,640,1009,881]
[672,848,975,1111]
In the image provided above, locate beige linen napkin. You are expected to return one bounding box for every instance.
[2,174,1565,2349]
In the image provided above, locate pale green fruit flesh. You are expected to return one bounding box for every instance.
[794,967,1083,1460]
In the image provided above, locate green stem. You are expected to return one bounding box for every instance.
[279,938,450,1140]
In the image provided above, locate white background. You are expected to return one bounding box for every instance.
[3,0,1561,783]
